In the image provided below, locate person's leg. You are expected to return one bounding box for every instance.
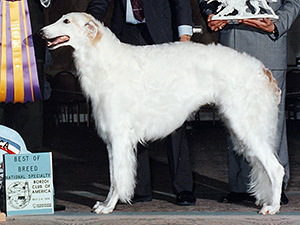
[220,135,255,203]
[166,124,195,205]
[227,136,251,193]
[167,124,193,193]
[132,144,152,201]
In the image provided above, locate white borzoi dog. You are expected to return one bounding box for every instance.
[40,12,284,215]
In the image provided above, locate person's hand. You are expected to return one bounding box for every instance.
[180,34,191,42]
[238,18,275,33]
[207,14,228,31]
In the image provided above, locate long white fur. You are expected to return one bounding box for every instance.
[40,12,284,215]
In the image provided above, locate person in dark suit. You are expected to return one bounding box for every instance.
[86,0,196,206]
[198,0,300,204]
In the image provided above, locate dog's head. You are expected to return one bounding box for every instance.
[39,12,102,50]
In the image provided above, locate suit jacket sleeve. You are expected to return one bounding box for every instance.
[274,0,300,39]
[86,0,112,21]
[173,0,194,26]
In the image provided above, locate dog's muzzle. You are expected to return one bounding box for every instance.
[38,29,70,49]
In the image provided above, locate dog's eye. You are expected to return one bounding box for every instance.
[63,19,70,24]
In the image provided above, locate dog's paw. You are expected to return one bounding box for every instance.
[92,204,114,214]
[92,201,104,210]
[259,204,280,215]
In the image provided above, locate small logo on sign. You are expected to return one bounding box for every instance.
[7,181,31,209]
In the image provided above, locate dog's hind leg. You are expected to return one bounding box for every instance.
[223,91,284,214]
[229,129,284,214]
[229,128,284,214]
[248,149,284,215]
[93,134,137,214]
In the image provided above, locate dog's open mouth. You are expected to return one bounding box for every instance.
[47,35,70,48]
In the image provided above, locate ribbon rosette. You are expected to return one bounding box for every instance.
[0,0,42,103]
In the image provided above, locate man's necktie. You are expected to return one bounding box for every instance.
[131,0,144,22]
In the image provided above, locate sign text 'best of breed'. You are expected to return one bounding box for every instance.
[4,152,54,216]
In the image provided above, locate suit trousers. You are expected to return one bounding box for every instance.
[119,23,194,196]
[227,69,289,192]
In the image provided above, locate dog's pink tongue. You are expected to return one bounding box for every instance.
[48,36,70,47]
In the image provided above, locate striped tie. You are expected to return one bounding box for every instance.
[131,0,144,22]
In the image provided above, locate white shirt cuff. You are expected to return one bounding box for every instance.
[178,25,193,37]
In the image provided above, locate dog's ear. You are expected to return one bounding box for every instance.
[84,21,99,41]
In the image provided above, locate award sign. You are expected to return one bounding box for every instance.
[208,0,279,21]
[4,153,54,216]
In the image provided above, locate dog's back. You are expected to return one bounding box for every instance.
[67,18,280,142]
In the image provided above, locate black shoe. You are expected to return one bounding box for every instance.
[220,192,255,203]
[131,194,152,204]
[281,191,289,205]
[176,191,196,206]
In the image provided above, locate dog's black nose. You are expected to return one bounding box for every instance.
[38,29,45,39]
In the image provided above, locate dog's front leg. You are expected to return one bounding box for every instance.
[104,144,114,202]
[93,135,137,214]
[92,144,114,210]
[93,187,119,214]
[92,149,119,214]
